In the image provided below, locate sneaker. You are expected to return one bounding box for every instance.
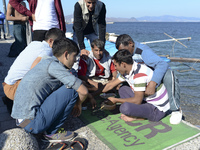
[44,128,74,142]
[170,110,182,125]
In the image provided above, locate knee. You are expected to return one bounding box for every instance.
[120,102,131,114]
[163,69,172,81]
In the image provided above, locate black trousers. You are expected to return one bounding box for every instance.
[32,30,48,42]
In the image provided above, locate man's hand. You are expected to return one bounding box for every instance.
[71,103,82,117]
[81,49,90,56]
[87,93,97,109]
[108,97,117,104]
[32,14,36,21]
[21,16,29,22]
[145,81,157,96]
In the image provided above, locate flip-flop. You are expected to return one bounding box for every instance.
[65,137,86,150]
[47,141,70,150]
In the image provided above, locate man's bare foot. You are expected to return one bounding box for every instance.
[120,114,144,122]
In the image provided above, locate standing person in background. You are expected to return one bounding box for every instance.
[9,0,66,41]
[72,0,106,71]
[9,0,36,26]
[0,10,6,40]
[115,34,182,125]
[32,0,66,41]
[6,2,29,57]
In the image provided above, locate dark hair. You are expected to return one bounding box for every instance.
[112,49,133,65]
[115,34,134,49]
[52,38,79,57]
[44,28,65,41]
[91,39,105,50]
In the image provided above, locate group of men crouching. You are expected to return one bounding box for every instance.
[2,28,182,142]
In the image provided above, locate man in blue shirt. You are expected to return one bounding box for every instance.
[0,10,6,40]
[11,38,88,142]
[115,34,182,125]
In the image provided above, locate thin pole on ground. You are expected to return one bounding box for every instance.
[2,0,10,37]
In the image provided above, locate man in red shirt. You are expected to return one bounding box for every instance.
[78,39,117,109]
[78,39,117,87]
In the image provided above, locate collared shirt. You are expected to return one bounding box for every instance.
[4,41,53,85]
[11,56,82,119]
[118,62,170,112]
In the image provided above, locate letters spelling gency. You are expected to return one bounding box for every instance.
[92,110,172,147]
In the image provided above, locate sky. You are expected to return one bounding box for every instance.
[0,0,200,18]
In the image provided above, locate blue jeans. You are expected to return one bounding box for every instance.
[0,24,6,39]
[24,85,78,134]
[72,32,98,71]
[8,23,27,57]
[163,69,180,111]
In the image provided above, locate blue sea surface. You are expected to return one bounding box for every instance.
[67,22,200,124]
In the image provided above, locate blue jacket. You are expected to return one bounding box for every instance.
[11,56,82,119]
[0,12,5,24]
[133,41,169,86]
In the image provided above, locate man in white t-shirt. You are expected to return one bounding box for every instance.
[102,49,170,122]
[2,28,65,104]
[32,0,66,41]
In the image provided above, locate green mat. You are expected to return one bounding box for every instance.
[80,96,200,150]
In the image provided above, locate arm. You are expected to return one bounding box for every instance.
[72,84,88,117]
[76,84,88,104]
[108,91,144,105]
[54,0,66,32]
[141,44,168,85]
[73,3,86,50]
[6,3,29,21]
[30,57,42,69]
[102,78,122,93]
[9,0,32,17]
[98,3,106,43]
[79,75,99,89]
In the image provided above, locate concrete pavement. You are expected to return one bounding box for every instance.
[0,38,17,133]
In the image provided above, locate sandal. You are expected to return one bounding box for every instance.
[66,137,86,150]
[47,141,70,150]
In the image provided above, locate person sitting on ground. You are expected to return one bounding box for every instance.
[78,39,117,108]
[2,28,65,114]
[115,34,181,124]
[102,49,170,122]
[11,38,88,142]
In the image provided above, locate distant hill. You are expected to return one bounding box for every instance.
[65,15,200,23]
[106,17,137,22]
[137,15,200,22]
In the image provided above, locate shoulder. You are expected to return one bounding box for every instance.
[74,2,81,12]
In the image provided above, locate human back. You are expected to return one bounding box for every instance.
[33,0,59,31]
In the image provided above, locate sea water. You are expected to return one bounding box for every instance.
[67,22,200,124]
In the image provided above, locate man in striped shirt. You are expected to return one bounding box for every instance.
[103,49,170,122]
